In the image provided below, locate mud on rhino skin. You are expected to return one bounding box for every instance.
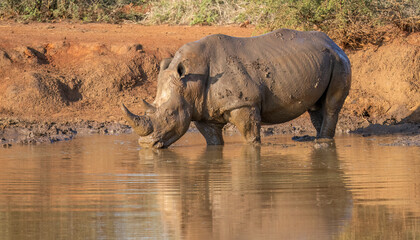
[122,28,351,148]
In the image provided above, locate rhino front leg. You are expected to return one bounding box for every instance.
[195,122,225,145]
[228,107,261,144]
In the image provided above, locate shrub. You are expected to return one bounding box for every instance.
[241,0,418,48]
[1,0,418,48]
[0,0,148,22]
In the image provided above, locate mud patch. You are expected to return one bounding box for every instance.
[352,123,420,136]
[343,38,420,125]
[0,118,131,146]
[380,135,420,147]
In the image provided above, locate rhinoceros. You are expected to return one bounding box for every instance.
[122,29,351,148]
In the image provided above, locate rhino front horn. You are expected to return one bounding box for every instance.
[121,103,154,136]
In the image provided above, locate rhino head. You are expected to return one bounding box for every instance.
[122,48,208,148]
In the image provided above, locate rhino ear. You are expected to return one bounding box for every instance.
[160,58,172,70]
[177,62,185,77]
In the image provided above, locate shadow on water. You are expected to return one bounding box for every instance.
[138,142,353,239]
[351,106,420,136]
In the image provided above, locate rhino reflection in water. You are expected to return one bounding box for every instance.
[137,143,353,239]
[122,29,351,148]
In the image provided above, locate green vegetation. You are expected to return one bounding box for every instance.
[0,0,148,22]
[1,0,418,48]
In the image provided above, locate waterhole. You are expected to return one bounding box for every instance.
[0,133,418,239]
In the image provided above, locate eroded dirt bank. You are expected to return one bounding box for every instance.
[0,22,419,146]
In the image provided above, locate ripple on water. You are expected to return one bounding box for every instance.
[0,133,418,239]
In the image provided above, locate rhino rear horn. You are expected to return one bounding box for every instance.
[121,103,153,136]
[140,99,156,113]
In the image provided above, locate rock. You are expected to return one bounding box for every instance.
[263,127,274,136]
[313,142,330,149]
[292,135,315,142]
[2,143,12,148]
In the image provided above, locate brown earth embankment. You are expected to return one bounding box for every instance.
[0,22,419,146]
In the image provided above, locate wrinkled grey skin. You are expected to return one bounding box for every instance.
[122,29,351,148]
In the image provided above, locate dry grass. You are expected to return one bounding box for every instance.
[143,0,247,25]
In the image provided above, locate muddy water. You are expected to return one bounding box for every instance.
[0,133,418,240]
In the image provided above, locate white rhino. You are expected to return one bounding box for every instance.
[122,29,351,148]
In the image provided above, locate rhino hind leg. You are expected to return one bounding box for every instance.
[195,122,225,145]
[228,107,261,144]
[308,106,323,137]
[317,60,351,139]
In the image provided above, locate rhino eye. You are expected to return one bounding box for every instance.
[165,109,176,116]
[177,63,185,77]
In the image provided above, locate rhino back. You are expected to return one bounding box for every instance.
[201,29,341,123]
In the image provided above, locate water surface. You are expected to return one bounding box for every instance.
[0,133,419,239]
